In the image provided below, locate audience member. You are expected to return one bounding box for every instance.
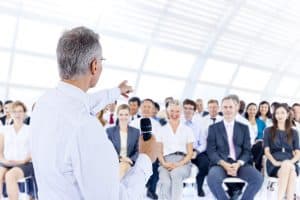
[257,101,273,127]
[106,104,140,179]
[206,95,263,200]
[0,101,33,200]
[128,97,141,121]
[264,103,300,200]
[157,100,194,200]
[245,103,266,171]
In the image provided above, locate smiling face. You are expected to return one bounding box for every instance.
[183,104,195,120]
[11,105,26,123]
[140,100,154,118]
[117,108,130,124]
[274,106,288,124]
[208,102,219,118]
[247,104,257,119]
[222,98,237,122]
[259,103,269,117]
[167,104,181,121]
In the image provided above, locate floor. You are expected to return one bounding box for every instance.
[144,178,300,200]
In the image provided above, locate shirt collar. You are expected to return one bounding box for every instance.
[223,120,234,128]
[57,81,90,112]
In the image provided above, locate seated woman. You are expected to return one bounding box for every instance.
[245,103,266,171]
[0,101,33,200]
[157,100,194,200]
[106,104,140,179]
[264,103,300,200]
[257,100,273,127]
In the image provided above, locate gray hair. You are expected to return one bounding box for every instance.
[222,94,240,105]
[56,26,102,79]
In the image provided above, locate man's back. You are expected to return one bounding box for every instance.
[30,83,119,200]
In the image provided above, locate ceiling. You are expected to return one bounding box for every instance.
[1,0,300,107]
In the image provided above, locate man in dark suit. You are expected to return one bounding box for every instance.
[206,95,263,200]
[0,100,13,125]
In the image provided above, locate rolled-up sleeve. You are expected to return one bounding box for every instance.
[88,88,120,116]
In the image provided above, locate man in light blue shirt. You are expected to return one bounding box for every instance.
[30,26,157,200]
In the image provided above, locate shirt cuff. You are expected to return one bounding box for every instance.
[238,160,245,166]
[134,154,153,181]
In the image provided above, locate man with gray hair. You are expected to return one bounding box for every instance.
[30,26,157,200]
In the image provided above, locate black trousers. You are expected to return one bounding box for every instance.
[251,141,264,172]
[146,159,159,193]
[191,151,209,194]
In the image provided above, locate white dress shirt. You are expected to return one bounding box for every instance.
[199,114,223,152]
[1,125,31,160]
[156,123,195,156]
[236,114,255,145]
[120,130,128,158]
[30,82,152,200]
[223,121,236,160]
[182,116,205,153]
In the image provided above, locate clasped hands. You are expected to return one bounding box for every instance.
[222,161,241,176]
[162,162,184,171]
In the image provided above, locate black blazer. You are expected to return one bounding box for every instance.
[106,125,140,164]
[207,120,251,166]
[0,116,13,126]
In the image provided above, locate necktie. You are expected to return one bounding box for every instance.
[211,117,216,124]
[109,113,114,124]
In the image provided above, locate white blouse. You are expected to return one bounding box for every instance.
[157,123,195,156]
[1,125,31,160]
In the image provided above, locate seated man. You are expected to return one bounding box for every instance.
[206,95,263,200]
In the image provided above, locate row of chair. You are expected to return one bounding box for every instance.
[183,157,300,199]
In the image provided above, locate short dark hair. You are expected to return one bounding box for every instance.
[142,98,154,105]
[4,100,13,105]
[271,102,280,108]
[154,102,160,111]
[183,99,197,111]
[292,103,300,108]
[128,97,141,107]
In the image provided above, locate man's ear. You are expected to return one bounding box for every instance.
[90,59,97,75]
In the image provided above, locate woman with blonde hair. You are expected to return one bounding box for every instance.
[0,101,33,200]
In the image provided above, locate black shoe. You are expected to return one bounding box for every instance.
[146,190,158,200]
[229,189,242,200]
[198,189,205,197]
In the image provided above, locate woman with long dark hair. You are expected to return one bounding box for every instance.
[245,103,266,171]
[257,101,273,127]
[264,103,300,200]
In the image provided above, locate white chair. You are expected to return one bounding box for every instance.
[183,164,198,187]
[222,177,246,200]
[262,156,278,193]
[222,177,246,190]
[2,176,38,200]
